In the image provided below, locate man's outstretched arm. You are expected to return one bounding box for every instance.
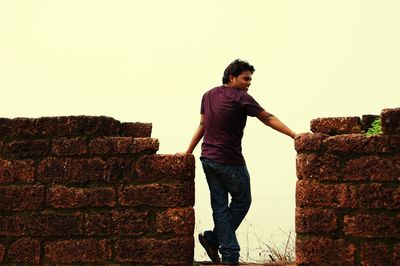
[257,110,296,139]
[184,114,205,154]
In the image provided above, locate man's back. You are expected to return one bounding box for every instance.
[200,86,264,166]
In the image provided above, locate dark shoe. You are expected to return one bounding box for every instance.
[198,233,221,264]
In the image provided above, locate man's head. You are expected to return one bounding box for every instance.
[222,59,255,91]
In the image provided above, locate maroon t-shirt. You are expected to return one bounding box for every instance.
[200,86,265,166]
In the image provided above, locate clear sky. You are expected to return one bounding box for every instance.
[1,0,400,262]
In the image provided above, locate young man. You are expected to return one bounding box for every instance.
[183,59,295,265]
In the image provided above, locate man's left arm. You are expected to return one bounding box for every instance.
[257,110,296,139]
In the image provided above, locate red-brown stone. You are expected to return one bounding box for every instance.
[115,236,193,264]
[0,159,35,183]
[47,185,116,208]
[296,236,355,265]
[156,207,195,234]
[9,238,40,264]
[135,154,195,182]
[296,153,341,181]
[4,139,49,159]
[294,132,329,152]
[0,243,4,263]
[295,207,337,234]
[360,242,391,266]
[44,239,112,263]
[120,122,152,137]
[343,213,400,238]
[85,210,149,236]
[0,185,44,211]
[310,116,362,135]
[52,137,87,155]
[381,108,400,135]
[118,182,194,207]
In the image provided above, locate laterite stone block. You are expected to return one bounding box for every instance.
[8,238,40,264]
[135,154,195,182]
[0,185,44,211]
[360,242,391,266]
[156,207,195,234]
[120,122,152,137]
[115,236,193,264]
[45,239,112,263]
[295,207,337,234]
[296,153,341,181]
[4,139,49,159]
[294,132,328,152]
[311,117,362,135]
[52,137,87,155]
[0,159,35,183]
[343,213,400,239]
[118,183,194,207]
[47,185,116,209]
[296,236,355,265]
[381,108,400,134]
[85,210,149,236]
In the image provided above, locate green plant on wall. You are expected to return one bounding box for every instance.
[366,118,382,136]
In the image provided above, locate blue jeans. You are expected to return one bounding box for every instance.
[201,158,252,263]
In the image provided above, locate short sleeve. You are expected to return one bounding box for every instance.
[240,93,265,117]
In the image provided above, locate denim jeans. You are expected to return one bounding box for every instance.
[200,158,252,263]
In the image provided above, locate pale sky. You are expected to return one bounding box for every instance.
[1,0,400,262]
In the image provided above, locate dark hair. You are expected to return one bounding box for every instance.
[222,59,255,84]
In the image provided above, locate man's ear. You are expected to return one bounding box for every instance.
[229,74,236,83]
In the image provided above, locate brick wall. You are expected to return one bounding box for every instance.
[0,116,195,265]
[295,108,400,265]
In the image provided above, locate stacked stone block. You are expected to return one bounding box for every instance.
[295,108,400,265]
[0,116,195,265]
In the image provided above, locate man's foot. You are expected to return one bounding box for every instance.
[198,233,221,264]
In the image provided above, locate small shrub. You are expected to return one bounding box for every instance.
[366,118,382,136]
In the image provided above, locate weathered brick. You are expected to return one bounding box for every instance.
[88,137,159,154]
[358,184,400,210]
[381,108,400,134]
[35,116,75,137]
[296,236,355,265]
[295,207,337,234]
[0,185,44,211]
[105,157,134,182]
[119,182,194,207]
[0,243,4,263]
[9,238,40,264]
[29,211,84,236]
[5,118,36,138]
[85,210,149,236]
[294,132,329,152]
[120,122,152,137]
[38,157,106,184]
[0,215,26,236]
[156,207,195,234]
[393,243,400,265]
[47,185,116,208]
[324,134,400,154]
[344,155,400,181]
[296,180,357,208]
[296,153,341,181]
[0,159,35,183]
[115,236,193,264]
[52,137,87,155]
[360,242,391,266]
[311,116,362,135]
[45,239,112,263]
[36,116,120,137]
[343,213,400,238]
[4,139,49,159]
[135,154,195,182]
